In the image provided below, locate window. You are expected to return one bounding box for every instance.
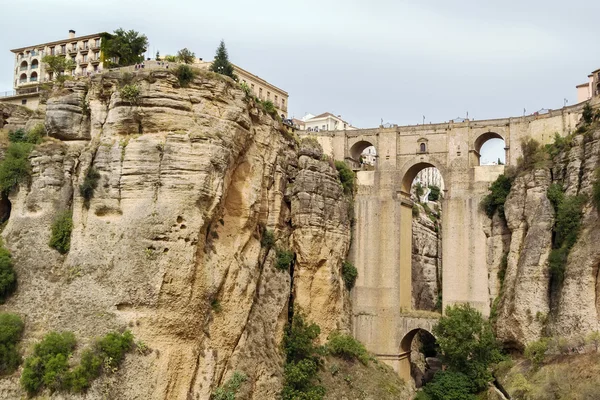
[267,91,271,100]
[71,56,76,62]
[94,52,99,60]
[322,125,326,130]
[94,65,99,72]
[50,47,55,55]
[83,41,89,49]
[95,39,100,48]
[61,44,66,53]
[281,99,285,108]
[259,88,263,98]
[275,95,278,105]
[21,99,27,105]
[83,54,88,62]
[82,66,87,74]
[420,143,426,153]
[251,83,255,92]
[48,72,54,80]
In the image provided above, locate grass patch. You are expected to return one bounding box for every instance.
[119,84,140,104]
[275,248,294,271]
[0,313,24,375]
[341,261,358,290]
[79,167,100,208]
[261,229,275,249]
[49,211,73,254]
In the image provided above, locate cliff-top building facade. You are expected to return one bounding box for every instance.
[3,30,105,109]
[576,67,600,103]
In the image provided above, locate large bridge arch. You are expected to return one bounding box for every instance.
[472,131,507,166]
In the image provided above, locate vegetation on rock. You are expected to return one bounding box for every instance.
[419,371,476,400]
[335,161,355,195]
[260,229,275,249]
[173,64,198,87]
[209,40,236,80]
[0,242,17,304]
[120,84,140,104]
[212,371,247,400]
[79,167,100,208]
[41,55,76,79]
[341,261,358,290]
[281,313,325,400]
[432,304,504,392]
[0,313,24,375]
[481,174,513,220]
[275,248,294,271]
[100,28,149,67]
[428,185,441,202]
[49,211,73,254]
[326,331,369,365]
[0,142,34,194]
[21,330,134,395]
[8,124,44,144]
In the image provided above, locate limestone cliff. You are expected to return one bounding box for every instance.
[0,70,352,399]
[490,123,600,350]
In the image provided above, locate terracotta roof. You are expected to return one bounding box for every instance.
[292,118,305,125]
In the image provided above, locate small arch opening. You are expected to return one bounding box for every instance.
[30,71,38,82]
[400,329,440,388]
[420,143,426,153]
[349,140,377,169]
[474,132,506,166]
[20,60,28,69]
[31,59,39,69]
[19,73,27,84]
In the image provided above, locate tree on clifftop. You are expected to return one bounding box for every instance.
[41,55,76,76]
[176,48,195,64]
[209,40,236,79]
[100,28,149,67]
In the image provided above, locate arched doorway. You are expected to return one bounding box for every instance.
[474,132,506,166]
[31,59,39,70]
[30,71,38,82]
[19,73,27,84]
[349,140,377,169]
[400,328,440,387]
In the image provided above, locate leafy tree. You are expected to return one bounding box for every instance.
[0,142,34,194]
[0,313,24,375]
[209,40,236,79]
[524,338,548,368]
[173,64,197,87]
[41,55,76,76]
[164,55,177,62]
[422,371,476,400]
[582,102,593,124]
[100,28,149,67]
[155,51,161,61]
[0,244,16,304]
[334,161,355,195]
[433,304,504,391]
[49,211,73,254]
[176,48,196,64]
[428,185,441,201]
[341,261,358,290]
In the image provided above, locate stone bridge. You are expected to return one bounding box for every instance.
[301,103,586,381]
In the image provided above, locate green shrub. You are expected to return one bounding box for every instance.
[326,331,369,365]
[0,244,17,304]
[517,138,548,171]
[524,338,548,368]
[49,211,73,254]
[262,100,277,116]
[412,203,420,217]
[21,331,76,394]
[0,313,24,375]
[335,161,355,195]
[8,129,26,143]
[164,55,177,62]
[173,64,198,87]
[497,252,508,287]
[428,185,441,201]
[281,313,324,399]
[582,102,593,124]
[79,167,100,207]
[21,330,134,395]
[422,371,476,400]
[276,248,294,271]
[212,371,247,400]
[341,261,358,290]
[433,304,504,391]
[546,183,564,212]
[261,229,275,249]
[415,182,424,199]
[0,142,34,193]
[239,82,252,98]
[481,174,513,220]
[26,124,45,144]
[593,168,600,211]
[120,84,140,103]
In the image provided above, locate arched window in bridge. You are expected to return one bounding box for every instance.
[474,132,506,166]
[349,140,377,169]
[417,138,428,153]
[420,143,426,153]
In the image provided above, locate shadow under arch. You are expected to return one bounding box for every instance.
[473,131,506,166]
[349,140,376,161]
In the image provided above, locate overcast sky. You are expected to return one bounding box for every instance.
[1,0,598,132]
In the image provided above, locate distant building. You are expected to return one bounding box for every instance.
[2,30,106,109]
[576,68,600,103]
[301,112,357,132]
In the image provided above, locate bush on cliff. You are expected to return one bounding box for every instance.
[276,248,294,271]
[335,161,354,195]
[341,261,357,290]
[481,174,513,220]
[0,313,24,375]
[79,167,100,208]
[593,168,600,211]
[0,243,17,304]
[173,64,198,87]
[326,331,369,365]
[49,211,73,254]
[420,371,476,400]
[433,304,504,392]
[0,142,34,194]
[212,371,247,400]
[281,313,325,400]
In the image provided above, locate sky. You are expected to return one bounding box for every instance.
[1,0,598,137]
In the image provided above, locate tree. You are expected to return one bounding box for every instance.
[155,51,161,61]
[176,48,195,64]
[209,40,236,79]
[582,102,593,124]
[41,55,76,75]
[100,28,148,67]
[433,304,504,392]
[428,185,441,202]
[422,371,476,400]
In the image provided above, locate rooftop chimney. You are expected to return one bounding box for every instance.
[69,30,76,39]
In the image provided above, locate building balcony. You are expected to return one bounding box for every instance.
[91,44,101,51]
[30,77,38,82]
[19,66,28,71]
[80,47,89,54]
[30,65,38,69]
[79,60,89,66]
[69,47,78,55]
[90,58,100,65]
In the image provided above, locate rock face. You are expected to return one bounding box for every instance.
[492,126,600,349]
[412,202,442,311]
[0,70,352,399]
